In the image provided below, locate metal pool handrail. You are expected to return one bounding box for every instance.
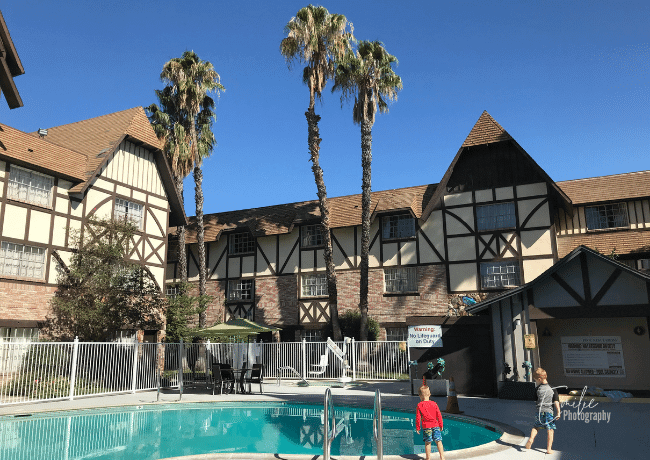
[323,388,336,460]
[374,389,384,460]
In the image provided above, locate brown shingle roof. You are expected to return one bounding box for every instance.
[30,107,162,194]
[461,111,512,147]
[0,123,87,180]
[182,184,437,244]
[557,231,650,259]
[557,170,650,205]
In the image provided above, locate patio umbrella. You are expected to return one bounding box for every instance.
[191,322,261,339]
[224,318,281,333]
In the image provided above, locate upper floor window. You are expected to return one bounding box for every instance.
[585,203,628,230]
[476,202,516,231]
[384,267,417,293]
[165,284,180,299]
[229,233,256,255]
[115,198,143,229]
[480,261,520,289]
[8,165,54,208]
[382,214,415,240]
[0,242,46,280]
[301,224,323,247]
[301,273,327,297]
[228,279,254,301]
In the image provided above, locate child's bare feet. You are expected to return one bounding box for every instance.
[524,441,532,449]
[546,450,553,454]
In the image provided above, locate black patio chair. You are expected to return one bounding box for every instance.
[245,364,264,394]
[238,365,249,394]
[212,363,235,395]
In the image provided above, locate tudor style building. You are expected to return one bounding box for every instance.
[0,108,186,341]
[169,111,649,346]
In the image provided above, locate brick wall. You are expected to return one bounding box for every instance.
[0,281,57,322]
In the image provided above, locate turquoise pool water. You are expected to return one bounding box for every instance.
[0,402,501,459]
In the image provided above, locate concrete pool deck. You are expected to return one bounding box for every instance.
[1,380,648,460]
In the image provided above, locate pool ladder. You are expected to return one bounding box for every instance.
[323,388,383,460]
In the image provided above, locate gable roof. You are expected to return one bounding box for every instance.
[557,170,650,205]
[420,111,572,222]
[1,107,186,226]
[0,123,88,180]
[182,184,437,244]
[0,10,24,109]
[465,245,650,314]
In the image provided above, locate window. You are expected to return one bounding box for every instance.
[228,279,253,301]
[0,327,39,343]
[301,224,323,247]
[480,261,520,289]
[115,198,143,229]
[301,273,327,297]
[638,259,650,271]
[585,203,629,230]
[7,165,54,207]
[382,214,415,239]
[166,284,180,299]
[384,267,417,293]
[302,329,323,342]
[229,233,256,254]
[0,242,46,279]
[476,202,516,231]
[385,327,408,342]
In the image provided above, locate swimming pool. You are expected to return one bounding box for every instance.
[0,402,501,459]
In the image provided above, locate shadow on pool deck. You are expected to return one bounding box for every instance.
[1,380,648,459]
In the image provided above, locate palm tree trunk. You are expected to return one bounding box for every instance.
[175,175,188,283]
[359,120,372,341]
[194,165,207,328]
[306,107,342,341]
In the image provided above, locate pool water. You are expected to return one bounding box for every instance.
[0,402,501,459]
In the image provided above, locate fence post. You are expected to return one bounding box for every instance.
[205,339,211,386]
[301,338,307,380]
[351,338,356,381]
[131,340,139,393]
[156,342,161,402]
[178,339,183,401]
[69,337,79,400]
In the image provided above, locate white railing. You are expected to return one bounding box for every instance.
[0,339,408,406]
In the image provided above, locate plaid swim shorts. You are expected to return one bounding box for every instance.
[422,427,442,443]
[533,411,557,430]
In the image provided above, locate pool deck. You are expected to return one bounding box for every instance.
[1,380,648,460]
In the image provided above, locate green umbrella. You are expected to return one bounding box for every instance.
[191,322,261,339]
[224,318,281,333]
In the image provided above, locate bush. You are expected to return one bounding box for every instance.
[324,310,380,341]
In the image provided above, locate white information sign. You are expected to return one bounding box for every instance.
[561,336,625,377]
[408,325,443,348]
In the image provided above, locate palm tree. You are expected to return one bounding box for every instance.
[280,5,353,341]
[333,41,402,341]
[148,51,224,328]
[147,87,194,284]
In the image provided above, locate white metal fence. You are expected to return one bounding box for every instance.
[0,339,408,406]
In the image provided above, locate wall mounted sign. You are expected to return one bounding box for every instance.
[524,334,536,349]
[561,336,625,377]
[407,325,443,348]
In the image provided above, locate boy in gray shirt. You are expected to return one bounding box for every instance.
[525,367,560,454]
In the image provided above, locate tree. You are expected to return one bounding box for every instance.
[148,51,224,328]
[280,4,353,341]
[44,218,166,342]
[164,282,211,342]
[333,41,402,340]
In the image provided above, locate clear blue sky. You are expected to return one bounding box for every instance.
[2,1,648,216]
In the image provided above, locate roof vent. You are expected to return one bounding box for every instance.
[37,128,48,138]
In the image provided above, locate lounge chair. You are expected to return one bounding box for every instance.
[245,364,264,394]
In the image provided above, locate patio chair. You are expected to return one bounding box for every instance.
[238,365,249,394]
[212,363,235,395]
[308,354,328,376]
[245,364,264,394]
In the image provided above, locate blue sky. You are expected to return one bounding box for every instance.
[2,1,648,216]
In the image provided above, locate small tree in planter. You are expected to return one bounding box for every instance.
[422,358,447,396]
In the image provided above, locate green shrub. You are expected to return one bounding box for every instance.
[324,310,380,341]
